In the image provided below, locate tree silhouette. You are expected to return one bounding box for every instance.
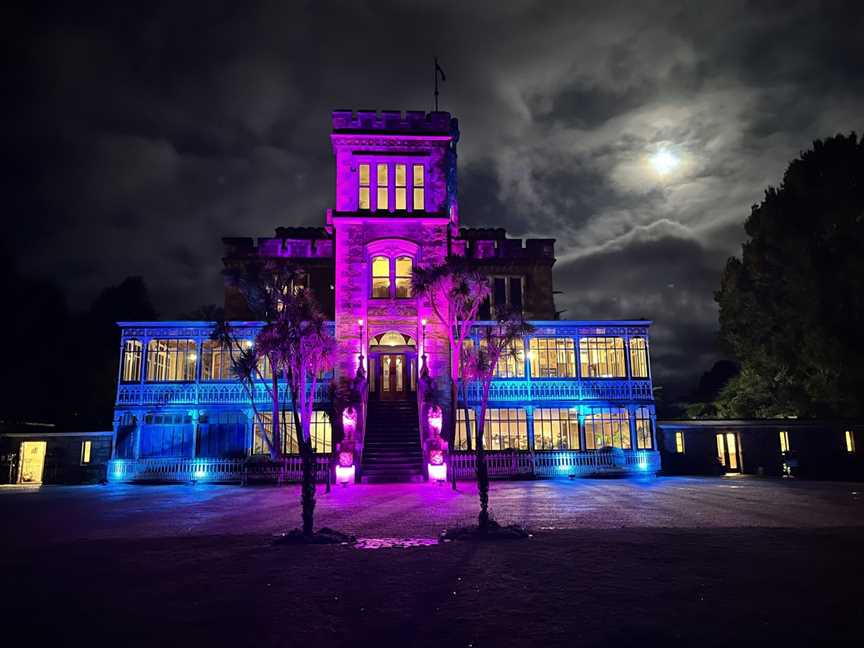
[716,133,864,417]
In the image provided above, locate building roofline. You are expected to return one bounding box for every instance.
[658,418,864,428]
[118,319,652,328]
[1,431,113,438]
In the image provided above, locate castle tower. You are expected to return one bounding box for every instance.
[328,110,459,398]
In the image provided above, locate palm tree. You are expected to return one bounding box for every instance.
[463,310,534,531]
[411,258,490,486]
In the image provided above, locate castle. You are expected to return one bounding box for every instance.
[107,110,659,483]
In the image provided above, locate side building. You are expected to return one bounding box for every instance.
[108,109,660,484]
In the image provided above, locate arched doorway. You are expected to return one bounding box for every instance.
[368,331,417,401]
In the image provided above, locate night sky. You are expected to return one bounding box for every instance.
[6,1,864,397]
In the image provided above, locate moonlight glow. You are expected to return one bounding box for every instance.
[651,149,680,175]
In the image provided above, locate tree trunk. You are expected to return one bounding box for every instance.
[300,442,316,536]
[271,371,281,459]
[476,379,492,532]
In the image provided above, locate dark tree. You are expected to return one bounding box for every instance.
[716,133,864,418]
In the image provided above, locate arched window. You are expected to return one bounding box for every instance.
[395,256,413,298]
[371,256,390,298]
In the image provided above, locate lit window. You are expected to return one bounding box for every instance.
[395,164,407,210]
[413,164,424,210]
[481,338,525,378]
[533,337,576,378]
[533,408,579,450]
[483,408,528,451]
[395,256,413,298]
[371,256,391,298]
[779,430,790,453]
[455,408,476,450]
[579,337,626,378]
[80,440,92,464]
[377,163,389,211]
[146,339,197,381]
[254,411,331,455]
[629,337,649,378]
[584,407,631,449]
[846,430,856,453]
[122,340,143,382]
[674,431,685,453]
[358,164,370,210]
[201,340,233,381]
[635,407,653,449]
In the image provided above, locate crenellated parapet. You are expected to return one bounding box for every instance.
[332,109,457,136]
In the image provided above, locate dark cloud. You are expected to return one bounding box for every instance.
[5,0,863,397]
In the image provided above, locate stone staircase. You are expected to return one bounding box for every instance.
[361,399,424,483]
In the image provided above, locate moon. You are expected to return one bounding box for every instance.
[650,148,679,175]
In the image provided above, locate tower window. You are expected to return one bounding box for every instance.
[377,163,389,211]
[845,430,856,453]
[674,431,685,453]
[413,164,425,210]
[395,164,407,210]
[491,276,524,316]
[371,256,390,298]
[395,256,413,298]
[358,164,370,210]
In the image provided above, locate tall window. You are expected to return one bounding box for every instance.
[635,407,653,449]
[358,163,370,209]
[492,276,523,315]
[629,337,649,378]
[254,411,331,454]
[122,340,143,382]
[845,430,856,453]
[371,256,391,298]
[533,337,576,378]
[146,339,197,381]
[779,430,790,453]
[201,340,233,381]
[377,163,389,211]
[413,164,425,210]
[455,408,476,450]
[584,407,631,449]
[533,408,579,450]
[395,164,407,210]
[579,337,626,378]
[674,431,685,453]
[479,338,525,378]
[484,408,528,450]
[395,256,413,298]
[80,440,92,464]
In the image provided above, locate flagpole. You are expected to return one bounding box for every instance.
[434,56,439,112]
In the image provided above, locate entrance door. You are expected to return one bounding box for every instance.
[380,353,407,401]
[716,432,741,473]
[18,441,47,484]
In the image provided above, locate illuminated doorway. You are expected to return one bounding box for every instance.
[18,441,47,484]
[716,432,741,473]
[368,331,417,402]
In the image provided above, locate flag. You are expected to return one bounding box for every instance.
[435,59,446,83]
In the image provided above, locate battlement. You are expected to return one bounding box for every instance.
[331,109,457,136]
[455,230,556,261]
